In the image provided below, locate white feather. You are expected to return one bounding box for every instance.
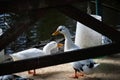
[10,41,58,61]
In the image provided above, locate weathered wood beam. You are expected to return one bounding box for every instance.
[0,42,119,75]
[57,5,120,42]
[0,0,89,13]
[0,8,48,51]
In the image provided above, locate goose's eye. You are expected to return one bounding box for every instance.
[59,28,62,31]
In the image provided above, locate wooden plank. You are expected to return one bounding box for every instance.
[57,5,120,42]
[0,42,119,75]
[0,0,88,13]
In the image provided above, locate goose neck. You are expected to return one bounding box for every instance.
[64,32,73,43]
[64,34,75,51]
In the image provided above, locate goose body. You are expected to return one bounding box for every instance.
[75,15,102,48]
[10,41,63,75]
[10,48,43,61]
[52,26,99,78]
[10,41,62,61]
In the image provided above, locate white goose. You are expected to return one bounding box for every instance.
[10,41,63,75]
[52,26,99,78]
[75,15,102,48]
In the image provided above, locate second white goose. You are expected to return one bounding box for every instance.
[10,41,63,75]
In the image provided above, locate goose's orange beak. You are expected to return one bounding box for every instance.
[52,31,60,36]
[57,43,63,48]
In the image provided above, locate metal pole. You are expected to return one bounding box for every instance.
[96,0,102,16]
